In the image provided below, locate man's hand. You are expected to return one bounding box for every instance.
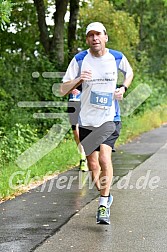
[114,87,125,100]
[80,70,92,81]
[71,89,80,95]
[60,70,92,96]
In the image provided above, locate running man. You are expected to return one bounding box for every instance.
[61,22,133,224]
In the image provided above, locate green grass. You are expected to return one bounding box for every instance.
[0,139,80,201]
[0,104,167,201]
[117,105,167,146]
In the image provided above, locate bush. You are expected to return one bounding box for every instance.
[0,123,38,167]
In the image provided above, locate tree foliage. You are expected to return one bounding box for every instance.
[110,0,167,79]
[78,0,139,67]
[0,0,12,30]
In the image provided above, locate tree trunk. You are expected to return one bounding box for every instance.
[34,0,69,67]
[33,0,50,54]
[51,0,69,66]
[68,0,80,62]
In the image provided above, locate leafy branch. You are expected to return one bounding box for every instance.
[0,0,12,30]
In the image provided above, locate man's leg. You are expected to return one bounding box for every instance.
[86,151,101,191]
[68,101,88,172]
[72,124,84,155]
[86,144,113,193]
[97,144,113,224]
[86,144,113,224]
[99,144,113,196]
[72,125,88,171]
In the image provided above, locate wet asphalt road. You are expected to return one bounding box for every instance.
[0,124,167,252]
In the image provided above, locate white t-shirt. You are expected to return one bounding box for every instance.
[63,48,133,127]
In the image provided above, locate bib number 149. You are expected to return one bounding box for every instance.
[90,91,112,107]
[96,96,108,104]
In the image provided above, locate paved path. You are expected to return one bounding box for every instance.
[0,124,167,252]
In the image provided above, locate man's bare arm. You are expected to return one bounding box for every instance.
[60,77,82,96]
[122,72,134,89]
[60,70,92,96]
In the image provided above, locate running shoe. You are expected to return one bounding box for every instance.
[79,159,89,172]
[96,206,110,225]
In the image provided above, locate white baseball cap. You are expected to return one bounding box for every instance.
[86,22,106,35]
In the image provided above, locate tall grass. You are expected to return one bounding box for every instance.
[117,105,167,145]
[0,139,80,201]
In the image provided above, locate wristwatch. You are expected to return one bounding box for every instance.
[120,84,128,92]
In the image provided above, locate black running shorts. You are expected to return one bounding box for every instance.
[79,121,121,156]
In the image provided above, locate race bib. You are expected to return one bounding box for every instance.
[90,91,112,108]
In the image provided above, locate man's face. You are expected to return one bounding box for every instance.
[86,30,108,55]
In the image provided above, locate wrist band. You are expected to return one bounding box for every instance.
[120,84,128,92]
